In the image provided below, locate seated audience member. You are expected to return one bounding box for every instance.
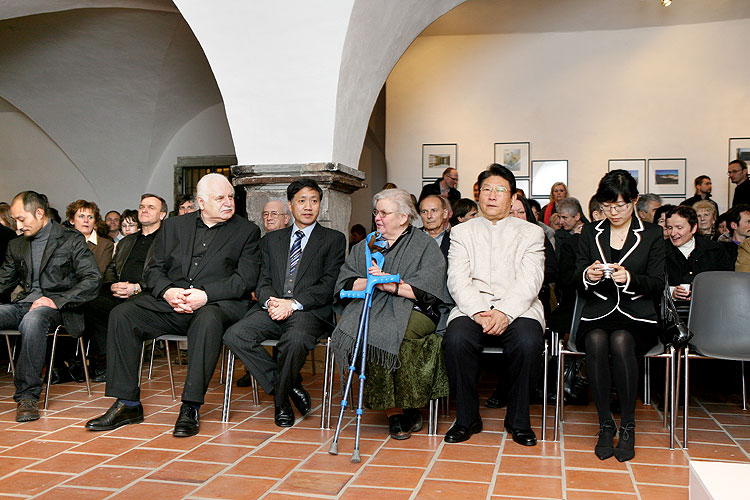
[721,204,750,262]
[119,209,140,237]
[225,179,345,428]
[549,212,562,232]
[665,205,734,305]
[540,182,568,225]
[715,211,732,241]
[176,194,197,215]
[653,204,676,240]
[450,198,478,226]
[636,193,662,223]
[67,200,114,274]
[554,197,588,255]
[443,165,544,446]
[82,194,168,382]
[105,211,122,243]
[332,188,451,439]
[0,202,17,230]
[0,191,100,422]
[0,211,17,302]
[349,223,366,251]
[419,167,461,205]
[473,181,480,202]
[85,174,260,437]
[693,200,717,238]
[420,195,450,261]
[729,160,750,207]
[736,238,750,272]
[681,175,718,214]
[577,170,665,462]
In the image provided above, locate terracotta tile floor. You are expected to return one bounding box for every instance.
[1,354,749,499]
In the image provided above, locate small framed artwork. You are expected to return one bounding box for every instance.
[515,178,530,197]
[609,159,646,194]
[422,143,457,178]
[531,160,568,198]
[729,138,750,206]
[422,178,438,189]
[647,158,686,196]
[494,142,530,177]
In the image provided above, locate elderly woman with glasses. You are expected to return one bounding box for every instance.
[576,170,665,462]
[332,188,452,440]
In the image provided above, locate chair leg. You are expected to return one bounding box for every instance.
[219,345,226,384]
[428,398,438,435]
[138,342,145,387]
[742,361,747,411]
[311,345,317,376]
[164,340,176,401]
[148,340,156,380]
[669,346,677,449]
[663,355,670,428]
[222,351,235,422]
[541,340,548,441]
[644,357,651,405]
[321,338,332,429]
[5,335,15,375]
[79,337,91,396]
[251,375,260,406]
[44,329,60,410]
[683,345,689,448]
[553,342,564,442]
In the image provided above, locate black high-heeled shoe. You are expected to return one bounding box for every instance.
[614,422,636,462]
[594,420,617,460]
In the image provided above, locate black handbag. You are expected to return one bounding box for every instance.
[661,281,693,349]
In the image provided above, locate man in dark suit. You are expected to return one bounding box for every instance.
[418,167,461,205]
[224,179,346,427]
[0,191,101,422]
[85,174,260,437]
[419,195,450,262]
[82,194,168,382]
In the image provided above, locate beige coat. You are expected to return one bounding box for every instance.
[447,216,545,328]
[737,238,750,272]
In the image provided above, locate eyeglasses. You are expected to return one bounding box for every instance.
[372,209,395,218]
[728,169,744,176]
[480,185,510,195]
[600,202,632,212]
[446,175,458,181]
[262,211,283,218]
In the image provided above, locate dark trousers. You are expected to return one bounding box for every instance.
[83,291,125,358]
[105,301,230,404]
[443,316,543,428]
[0,302,61,401]
[224,305,328,406]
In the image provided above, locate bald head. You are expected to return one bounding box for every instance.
[262,199,290,232]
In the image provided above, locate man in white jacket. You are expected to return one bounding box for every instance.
[442,164,545,446]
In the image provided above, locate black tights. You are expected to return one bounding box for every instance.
[584,329,638,426]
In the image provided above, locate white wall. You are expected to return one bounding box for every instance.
[386,19,750,213]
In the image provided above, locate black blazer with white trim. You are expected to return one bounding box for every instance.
[575,216,665,324]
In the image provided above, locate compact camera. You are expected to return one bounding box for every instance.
[600,263,615,279]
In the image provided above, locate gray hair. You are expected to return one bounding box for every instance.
[196,173,233,201]
[373,188,418,223]
[265,198,289,214]
[637,193,662,214]
[557,197,584,216]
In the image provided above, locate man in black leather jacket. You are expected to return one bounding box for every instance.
[0,191,101,422]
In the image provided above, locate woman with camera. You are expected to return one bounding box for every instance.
[576,170,665,462]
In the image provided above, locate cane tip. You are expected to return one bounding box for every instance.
[328,443,338,455]
[351,450,361,463]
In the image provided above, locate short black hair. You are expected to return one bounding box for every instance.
[594,169,638,204]
[588,196,602,220]
[653,204,676,224]
[477,163,516,193]
[527,198,542,214]
[287,179,322,201]
[12,191,48,215]
[667,205,698,229]
[449,198,478,225]
[175,193,196,207]
[517,196,536,224]
[728,204,750,228]
[350,224,366,237]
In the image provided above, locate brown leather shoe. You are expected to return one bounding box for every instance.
[16,398,40,422]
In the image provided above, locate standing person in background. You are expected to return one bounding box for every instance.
[681,175,718,214]
[729,160,750,207]
[419,168,461,205]
[540,182,568,225]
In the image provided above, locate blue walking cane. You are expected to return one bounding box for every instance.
[328,232,400,463]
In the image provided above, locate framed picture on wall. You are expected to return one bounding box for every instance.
[609,159,646,194]
[647,158,686,196]
[729,138,750,206]
[515,178,530,197]
[422,143,457,178]
[531,160,568,198]
[494,142,530,177]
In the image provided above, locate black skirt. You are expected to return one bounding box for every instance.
[579,310,660,356]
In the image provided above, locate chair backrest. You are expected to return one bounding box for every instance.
[688,271,750,360]
[566,292,587,353]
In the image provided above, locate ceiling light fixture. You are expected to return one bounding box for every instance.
[662,0,672,6]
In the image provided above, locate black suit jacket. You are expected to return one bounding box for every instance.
[102,229,159,290]
[418,179,460,205]
[255,223,346,323]
[0,221,101,335]
[576,216,665,324]
[133,212,260,322]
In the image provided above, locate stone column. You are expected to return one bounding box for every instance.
[232,162,366,236]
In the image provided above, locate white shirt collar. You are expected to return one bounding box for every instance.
[86,231,98,245]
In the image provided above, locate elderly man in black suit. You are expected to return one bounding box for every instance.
[85,174,260,437]
[224,179,346,427]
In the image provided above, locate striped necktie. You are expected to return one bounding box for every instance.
[289,230,304,275]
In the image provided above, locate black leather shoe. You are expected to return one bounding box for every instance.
[504,421,537,446]
[595,420,617,460]
[173,404,200,437]
[275,403,294,427]
[484,390,507,409]
[91,367,106,383]
[86,400,144,431]
[404,408,423,433]
[444,419,483,443]
[388,414,411,440]
[288,384,311,416]
[236,371,253,387]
